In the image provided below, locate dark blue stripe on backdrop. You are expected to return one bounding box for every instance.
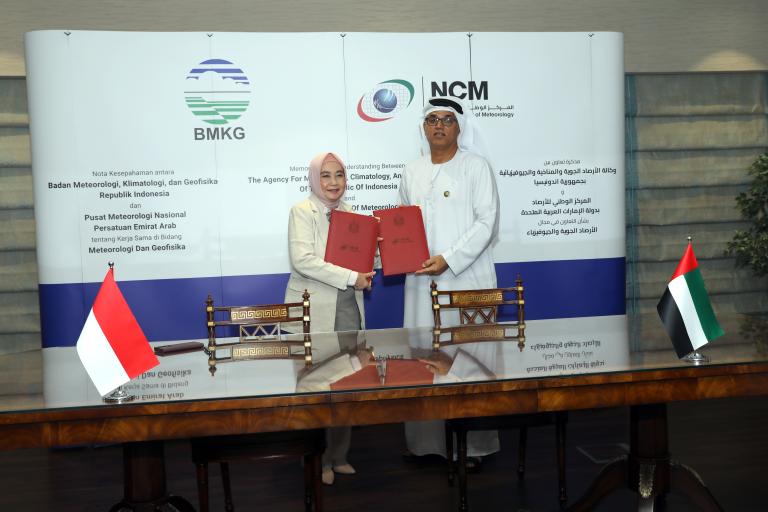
[39,257,625,347]
[494,258,625,321]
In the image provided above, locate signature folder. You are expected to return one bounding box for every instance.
[324,209,378,272]
[330,359,433,390]
[374,206,430,276]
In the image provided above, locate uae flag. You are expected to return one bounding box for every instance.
[657,243,724,358]
[76,268,159,395]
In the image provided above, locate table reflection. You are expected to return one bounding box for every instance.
[40,315,631,409]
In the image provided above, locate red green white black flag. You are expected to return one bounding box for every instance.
[656,242,724,358]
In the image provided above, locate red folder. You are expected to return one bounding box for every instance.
[373,206,430,276]
[330,359,433,390]
[385,359,434,386]
[324,209,378,273]
[330,365,379,390]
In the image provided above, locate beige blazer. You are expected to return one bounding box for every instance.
[284,195,365,333]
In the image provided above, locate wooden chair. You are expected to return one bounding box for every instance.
[430,278,568,511]
[432,323,525,351]
[430,278,526,332]
[192,293,324,512]
[204,293,313,374]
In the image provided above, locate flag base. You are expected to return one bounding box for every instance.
[682,351,710,365]
[103,386,136,404]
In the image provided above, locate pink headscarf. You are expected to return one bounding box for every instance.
[308,151,346,209]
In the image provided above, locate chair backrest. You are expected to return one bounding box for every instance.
[430,276,525,350]
[205,292,312,373]
[431,323,525,352]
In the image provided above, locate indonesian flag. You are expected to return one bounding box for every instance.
[656,243,724,358]
[76,268,159,395]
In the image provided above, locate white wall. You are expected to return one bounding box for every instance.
[1,0,766,76]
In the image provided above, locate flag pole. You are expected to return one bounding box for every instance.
[102,262,139,403]
[680,237,711,365]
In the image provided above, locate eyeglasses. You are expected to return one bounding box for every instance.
[425,115,457,127]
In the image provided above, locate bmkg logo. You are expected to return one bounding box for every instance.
[185,58,249,140]
[357,79,414,122]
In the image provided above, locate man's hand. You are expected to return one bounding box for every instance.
[355,271,376,290]
[415,255,448,275]
[418,351,453,376]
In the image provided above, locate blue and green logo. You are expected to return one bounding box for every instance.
[185,59,250,125]
[357,79,414,122]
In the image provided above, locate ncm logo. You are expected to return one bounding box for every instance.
[431,80,488,100]
[357,79,414,122]
[185,58,249,140]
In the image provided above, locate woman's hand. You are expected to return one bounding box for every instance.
[356,347,376,367]
[355,271,376,290]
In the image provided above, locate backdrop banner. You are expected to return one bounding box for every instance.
[25,31,625,347]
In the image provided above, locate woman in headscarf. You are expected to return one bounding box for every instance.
[284,151,375,485]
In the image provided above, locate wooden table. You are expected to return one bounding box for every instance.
[1,315,766,511]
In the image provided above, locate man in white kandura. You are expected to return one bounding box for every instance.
[399,97,501,464]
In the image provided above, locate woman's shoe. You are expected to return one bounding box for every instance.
[322,467,335,485]
[333,463,356,475]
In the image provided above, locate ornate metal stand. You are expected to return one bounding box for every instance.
[108,441,196,512]
[683,351,710,365]
[567,403,724,511]
[103,386,136,404]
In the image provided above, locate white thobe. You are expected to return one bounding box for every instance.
[399,149,501,457]
[398,150,500,329]
[405,335,503,457]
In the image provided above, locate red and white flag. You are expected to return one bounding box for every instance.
[76,268,159,395]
